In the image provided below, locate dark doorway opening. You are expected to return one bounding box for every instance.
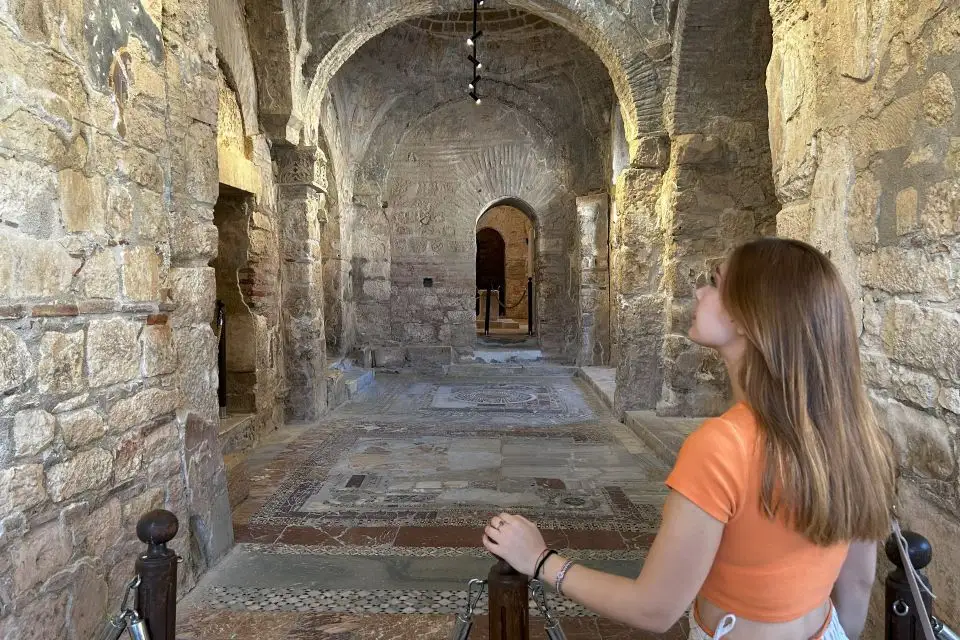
[476,227,506,315]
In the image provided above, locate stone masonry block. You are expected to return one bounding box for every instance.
[12,409,55,456]
[86,318,140,388]
[37,330,85,395]
[46,448,113,502]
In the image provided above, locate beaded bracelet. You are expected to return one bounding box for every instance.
[555,558,575,597]
[534,549,557,579]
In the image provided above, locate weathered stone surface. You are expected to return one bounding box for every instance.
[171,207,219,262]
[45,449,113,502]
[140,324,177,377]
[86,318,140,388]
[11,523,69,591]
[169,267,216,326]
[59,408,107,449]
[922,179,960,237]
[882,301,960,384]
[2,590,67,640]
[183,413,233,566]
[12,409,55,456]
[0,157,59,237]
[848,173,880,250]
[767,30,817,201]
[114,432,142,482]
[889,366,941,409]
[0,326,34,394]
[80,248,120,298]
[940,387,960,415]
[58,169,104,233]
[923,72,956,126]
[876,395,955,480]
[37,330,85,395]
[0,229,80,299]
[896,187,919,235]
[0,464,47,516]
[175,325,219,422]
[121,246,161,301]
[78,498,121,557]
[107,388,179,432]
[63,559,108,640]
[859,247,955,301]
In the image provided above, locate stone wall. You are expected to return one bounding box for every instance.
[477,206,534,321]
[382,103,576,357]
[326,19,614,362]
[611,0,779,416]
[0,0,234,636]
[766,0,960,628]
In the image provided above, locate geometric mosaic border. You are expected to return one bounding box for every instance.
[240,542,648,560]
[198,585,596,617]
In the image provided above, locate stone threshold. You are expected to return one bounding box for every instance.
[623,411,700,467]
[443,363,577,376]
[576,366,616,412]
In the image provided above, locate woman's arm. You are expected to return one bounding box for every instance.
[830,540,878,639]
[483,491,724,633]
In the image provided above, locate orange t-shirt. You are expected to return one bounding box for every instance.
[665,402,849,622]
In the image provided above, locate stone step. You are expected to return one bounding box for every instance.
[475,318,522,329]
[218,413,257,458]
[623,411,701,466]
[344,368,375,398]
[470,348,543,364]
[222,452,250,509]
[443,363,577,376]
[576,366,616,411]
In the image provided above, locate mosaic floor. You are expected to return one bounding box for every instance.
[179,372,688,639]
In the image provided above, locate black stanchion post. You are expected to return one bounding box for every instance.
[885,530,934,640]
[135,509,179,640]
[527,277,534,336]
[484,284,492,336]
[216,299,227,419]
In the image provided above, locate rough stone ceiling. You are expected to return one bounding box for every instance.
[410,8,553,37]
[324,9,615,195]
[266,0,673,144]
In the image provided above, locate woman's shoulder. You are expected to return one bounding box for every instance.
[685,402,760,457]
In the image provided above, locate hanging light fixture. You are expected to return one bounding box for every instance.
[466,0,483,105]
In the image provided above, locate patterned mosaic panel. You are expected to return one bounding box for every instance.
[430,384,565,412]
[250,422,669,531]
[331,377,596,425]
[198,585,595,617]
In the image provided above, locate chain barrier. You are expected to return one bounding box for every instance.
[448,576,567,639]
[97,576,151,640]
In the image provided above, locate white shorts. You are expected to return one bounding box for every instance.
[687,603,848,640]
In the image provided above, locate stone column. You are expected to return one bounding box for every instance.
[576,194,611,366]
[611,156,668,414]
[274,144,329,421]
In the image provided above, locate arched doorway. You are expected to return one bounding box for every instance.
[476,204,535,337]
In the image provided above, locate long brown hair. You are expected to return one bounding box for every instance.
[721,238,895,545]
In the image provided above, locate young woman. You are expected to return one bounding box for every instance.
[483,238,896,640]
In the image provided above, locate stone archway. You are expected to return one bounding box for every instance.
[283,1,670,149]
[476,204,536,335]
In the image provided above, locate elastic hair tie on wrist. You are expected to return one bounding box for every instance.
[534,549,557,579]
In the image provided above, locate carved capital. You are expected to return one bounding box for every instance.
[273,143,329,192]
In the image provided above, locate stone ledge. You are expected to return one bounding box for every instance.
[623,411,701,467]
[576,366,616,412]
